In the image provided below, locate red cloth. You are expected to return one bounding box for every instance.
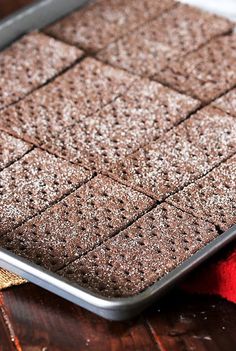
[182,246,236,303]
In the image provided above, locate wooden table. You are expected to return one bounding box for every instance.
[0,0,32,19]
[0,1,235,350]
[0,284,236,351]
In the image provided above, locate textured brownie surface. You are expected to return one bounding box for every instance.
[155,35,236,103]
[0,148,91,234]
[0,131,32,171]
[60,203,218,297]
[1,0,235,300]
[45,0,176,52]
[108,106,236,200]
[0,58,135,148]
[0,175,154,270]
[98,3,234,77]
[213,88,236,117]
[22,79,198,171]
[0,32,82,110]
[168,155,236,232]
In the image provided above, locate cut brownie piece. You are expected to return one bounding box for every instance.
[0,175,154,271]
[60,203,218,297]
[212,88,236,118]
[0,32,82,110]
[98,3,234,77]
[155,35,236,103]
[0,57,135,147]
[107,106,236,200]
[45,0,176,52]
[168,155,236,232]
[29,79,199,170]
[0,148,91,234]
[0,131,32,171]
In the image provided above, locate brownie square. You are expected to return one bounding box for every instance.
[107,107,236,200]
[26,79,198,171]
[0,148,91,234]
[0,57,135,147]
[0,65,199,171]
[154,35,236,103]
[60,203,217,297]
[168,155,236,232]
[0,175,154,271]
[212,88,236,118]
[0,131,32,171]
[0,32,82,110]
[45,0,176,52]
[98,3,234,77]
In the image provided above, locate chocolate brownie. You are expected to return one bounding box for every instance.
[60,203,217,297]
[168,155,236,232]
[19,78,198,171]
[0,175,154,271]
[0,131,32,171]
[0,0,235,301]
[45,0,176,52]
[154,35,236,103]
[108,106,236,200]
[212,88,236,117]
[0,148,91,234]
[98,3,234,77]
[0,32,82,110]
[0,57,135,147]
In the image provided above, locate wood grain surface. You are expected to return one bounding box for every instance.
[0,284,236,351]
[0,1,235,350]
[0,0,33,19]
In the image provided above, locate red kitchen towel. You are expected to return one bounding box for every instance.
[182,246,236,303]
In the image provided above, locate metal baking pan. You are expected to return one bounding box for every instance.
[0,0,235,321]
[0,0,89,50]
[0,226,235,320]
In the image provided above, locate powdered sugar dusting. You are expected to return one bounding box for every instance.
[0,131,32,170]
[108,106,236,200]
[0,57,135,148]
[45,0,175,52]
[60,203,217,297]
[0,148,91,234]
[0,175,154,270]
[0,32,82,109]
[98,3,234,77]
[213,88,236,118]
[0,64,198,171]
[155,35,236,102]
[36,78,198,170]
[168,154,236,231]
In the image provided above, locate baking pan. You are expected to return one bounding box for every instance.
[0,226,235,320]
[0,0,89,50]
[0,0,235,321]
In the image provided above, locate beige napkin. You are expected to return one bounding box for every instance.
[0,269,26,289]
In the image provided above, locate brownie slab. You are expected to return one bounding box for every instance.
[98,3,234,77]
[0,175,154,271]
[0,148,91,234]
[168,155,236,232]
[108,107,236,200]
[0,32,82,110]
[155,35,236,103]
[30,79,199,171]
[0,58,135,148]
[0,131,32,171]
[60,203,217,297]
[212,88,236,118]
[45,0,176,52]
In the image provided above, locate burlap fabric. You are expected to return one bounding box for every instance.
[0,269,26,289]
